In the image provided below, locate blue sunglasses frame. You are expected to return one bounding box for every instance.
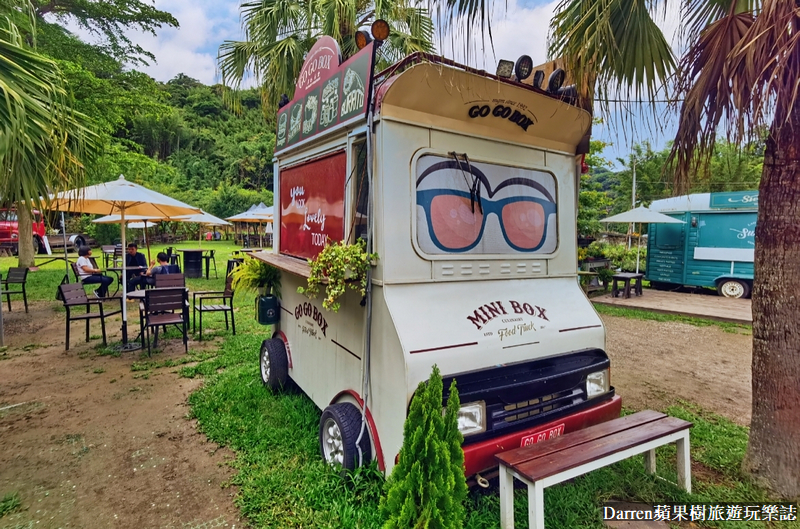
[416,189,557,253]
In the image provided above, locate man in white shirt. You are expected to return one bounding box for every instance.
[76,246,113,298]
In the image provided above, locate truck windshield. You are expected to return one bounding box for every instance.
[0,211,18,222]
[415,154,557,255]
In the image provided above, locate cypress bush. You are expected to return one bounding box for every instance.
[381,364,468,528]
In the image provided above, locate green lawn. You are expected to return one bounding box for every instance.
[3,248,794,528]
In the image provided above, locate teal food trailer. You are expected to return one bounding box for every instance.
[645,191,758,298]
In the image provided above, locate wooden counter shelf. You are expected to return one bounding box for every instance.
[250,251,311,279]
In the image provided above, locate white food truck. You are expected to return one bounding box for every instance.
[253,34,621,481]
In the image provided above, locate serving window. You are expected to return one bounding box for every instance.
[415,154,558,255]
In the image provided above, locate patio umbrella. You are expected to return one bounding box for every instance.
[172,210,231,246]
[226,206,273,247]
[93,215,161,262]
[50,175,201,350]
[600,206,685,274]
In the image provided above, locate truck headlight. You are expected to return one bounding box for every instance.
[456,401,486,436]
[586,369,610,399]
[11,233,18,239]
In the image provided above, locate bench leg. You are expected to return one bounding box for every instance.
[499,465,515,529]
[676,433,691,493]
[644,448,657,474]
[528,481,545,529]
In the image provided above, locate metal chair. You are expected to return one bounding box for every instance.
[193,275,235,340]
[1,267,29,312]
[112,246,123,267]
[226,258,243,277]
[101,245,115,267]
[142,287,188,356]
[59,283,122,350]
[202,249,217,279]
[166,247,180,268]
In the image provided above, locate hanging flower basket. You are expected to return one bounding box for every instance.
[298,239,378,312]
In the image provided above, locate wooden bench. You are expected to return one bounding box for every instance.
[495,410,692,529]
[611,272,644,298]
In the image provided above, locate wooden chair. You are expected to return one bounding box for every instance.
[193,275,235,341]
[154,273,185,288]
[1,267,29,313]
[142,287,188,356]
[202,249,218,279]
[59,283,122,350]
[71,261,118,297]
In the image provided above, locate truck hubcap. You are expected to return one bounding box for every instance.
[260,351,270,382]
[322,418,344,465]
[721,281,744,298]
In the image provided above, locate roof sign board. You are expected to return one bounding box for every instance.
[709,191,759,209]
[276,38,375,154]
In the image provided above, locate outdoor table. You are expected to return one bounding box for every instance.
[177,249,205,279]
[101,247,115,268]
[611,273,644,299]
[238,248,262,254]
[106,266,146,295]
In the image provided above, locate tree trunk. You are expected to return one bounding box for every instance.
[743,103,800,498]
[16,203,35,269]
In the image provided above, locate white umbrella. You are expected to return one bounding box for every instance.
[600,206,685,274]
[227,206,273,247]
[173,211,231,226]
[93,215,161,262]
[51,175,201,350]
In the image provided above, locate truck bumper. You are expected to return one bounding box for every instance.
[462,394,622,476]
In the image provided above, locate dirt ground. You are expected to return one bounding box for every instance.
[0,302,753,528]
[0,301,242,529]
[602,314,753,425]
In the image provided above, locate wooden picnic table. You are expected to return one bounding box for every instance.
[611,272,644,299]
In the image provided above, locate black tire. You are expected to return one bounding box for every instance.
[717,279,751,299]
[32,236,41,254]
[259,339,288,390]
[73,236,86,250]
[319,402,372,471]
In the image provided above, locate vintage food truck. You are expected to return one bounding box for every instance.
[252,32,621,480]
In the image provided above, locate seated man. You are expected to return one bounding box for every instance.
[76,246,114,298]
[125,243,148,290]
[128,252,171,290]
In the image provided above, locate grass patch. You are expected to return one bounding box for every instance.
[594,303,751,334]
[0,492,21,517]
[92,367,105,374]
[184,303,791,528]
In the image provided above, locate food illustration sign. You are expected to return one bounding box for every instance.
[279,151,346,260]
[276,38,375,153]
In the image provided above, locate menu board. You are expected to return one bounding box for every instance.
[276,38,375,153]
[279,151,347,260]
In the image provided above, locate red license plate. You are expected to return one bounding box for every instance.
[520,423,565,447]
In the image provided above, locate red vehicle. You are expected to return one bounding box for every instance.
[0,209,47,254]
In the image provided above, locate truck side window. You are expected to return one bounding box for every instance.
[350,140,369,242]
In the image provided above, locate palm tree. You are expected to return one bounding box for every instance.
[0,0,95,339]
[547,0,798,497]
[218,0,435,111]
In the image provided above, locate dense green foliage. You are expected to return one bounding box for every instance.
[381,365,468,529]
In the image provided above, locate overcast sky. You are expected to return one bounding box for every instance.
[65,0,685,165]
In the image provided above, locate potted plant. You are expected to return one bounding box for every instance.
[298,238,378,312]
[230,257,281,325]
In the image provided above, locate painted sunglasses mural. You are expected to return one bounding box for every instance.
[416,154,558,255]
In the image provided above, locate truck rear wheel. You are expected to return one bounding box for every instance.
[718,279,750,299]
[319,403,371,471]
[259,339,288,390]
[32,237,41,254]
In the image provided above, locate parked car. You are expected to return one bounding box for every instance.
[0,209,47,254]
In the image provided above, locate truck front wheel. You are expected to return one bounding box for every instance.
[259,339,288,390]
[319,403,371,471]
[717,279,750,299]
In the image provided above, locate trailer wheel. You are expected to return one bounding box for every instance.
[259,339,288,391]
[73,235,86,249]
[319,403,371,471]
[718,279,750,299]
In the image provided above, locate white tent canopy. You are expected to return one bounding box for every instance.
[600,206,685,274]
[173,211,231,226]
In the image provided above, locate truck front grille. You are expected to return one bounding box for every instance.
[496,388,583,427]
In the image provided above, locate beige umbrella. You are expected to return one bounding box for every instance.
[226,207,273,247]
[93,215,162,262]
[51,175,201,350]
[173,211,231,246]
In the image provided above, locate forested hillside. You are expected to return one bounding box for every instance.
[29,7,275,221]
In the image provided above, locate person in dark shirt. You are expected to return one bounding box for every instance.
[125,243,148,290]
[129,252,171,290]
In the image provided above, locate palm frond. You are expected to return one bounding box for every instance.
[667,5,755,192]
[680,0,760,44]
[549,0,676,111]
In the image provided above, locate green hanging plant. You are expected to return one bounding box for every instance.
[380,364,468,529]
[230,257,281,297]
[297,238,378,312]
